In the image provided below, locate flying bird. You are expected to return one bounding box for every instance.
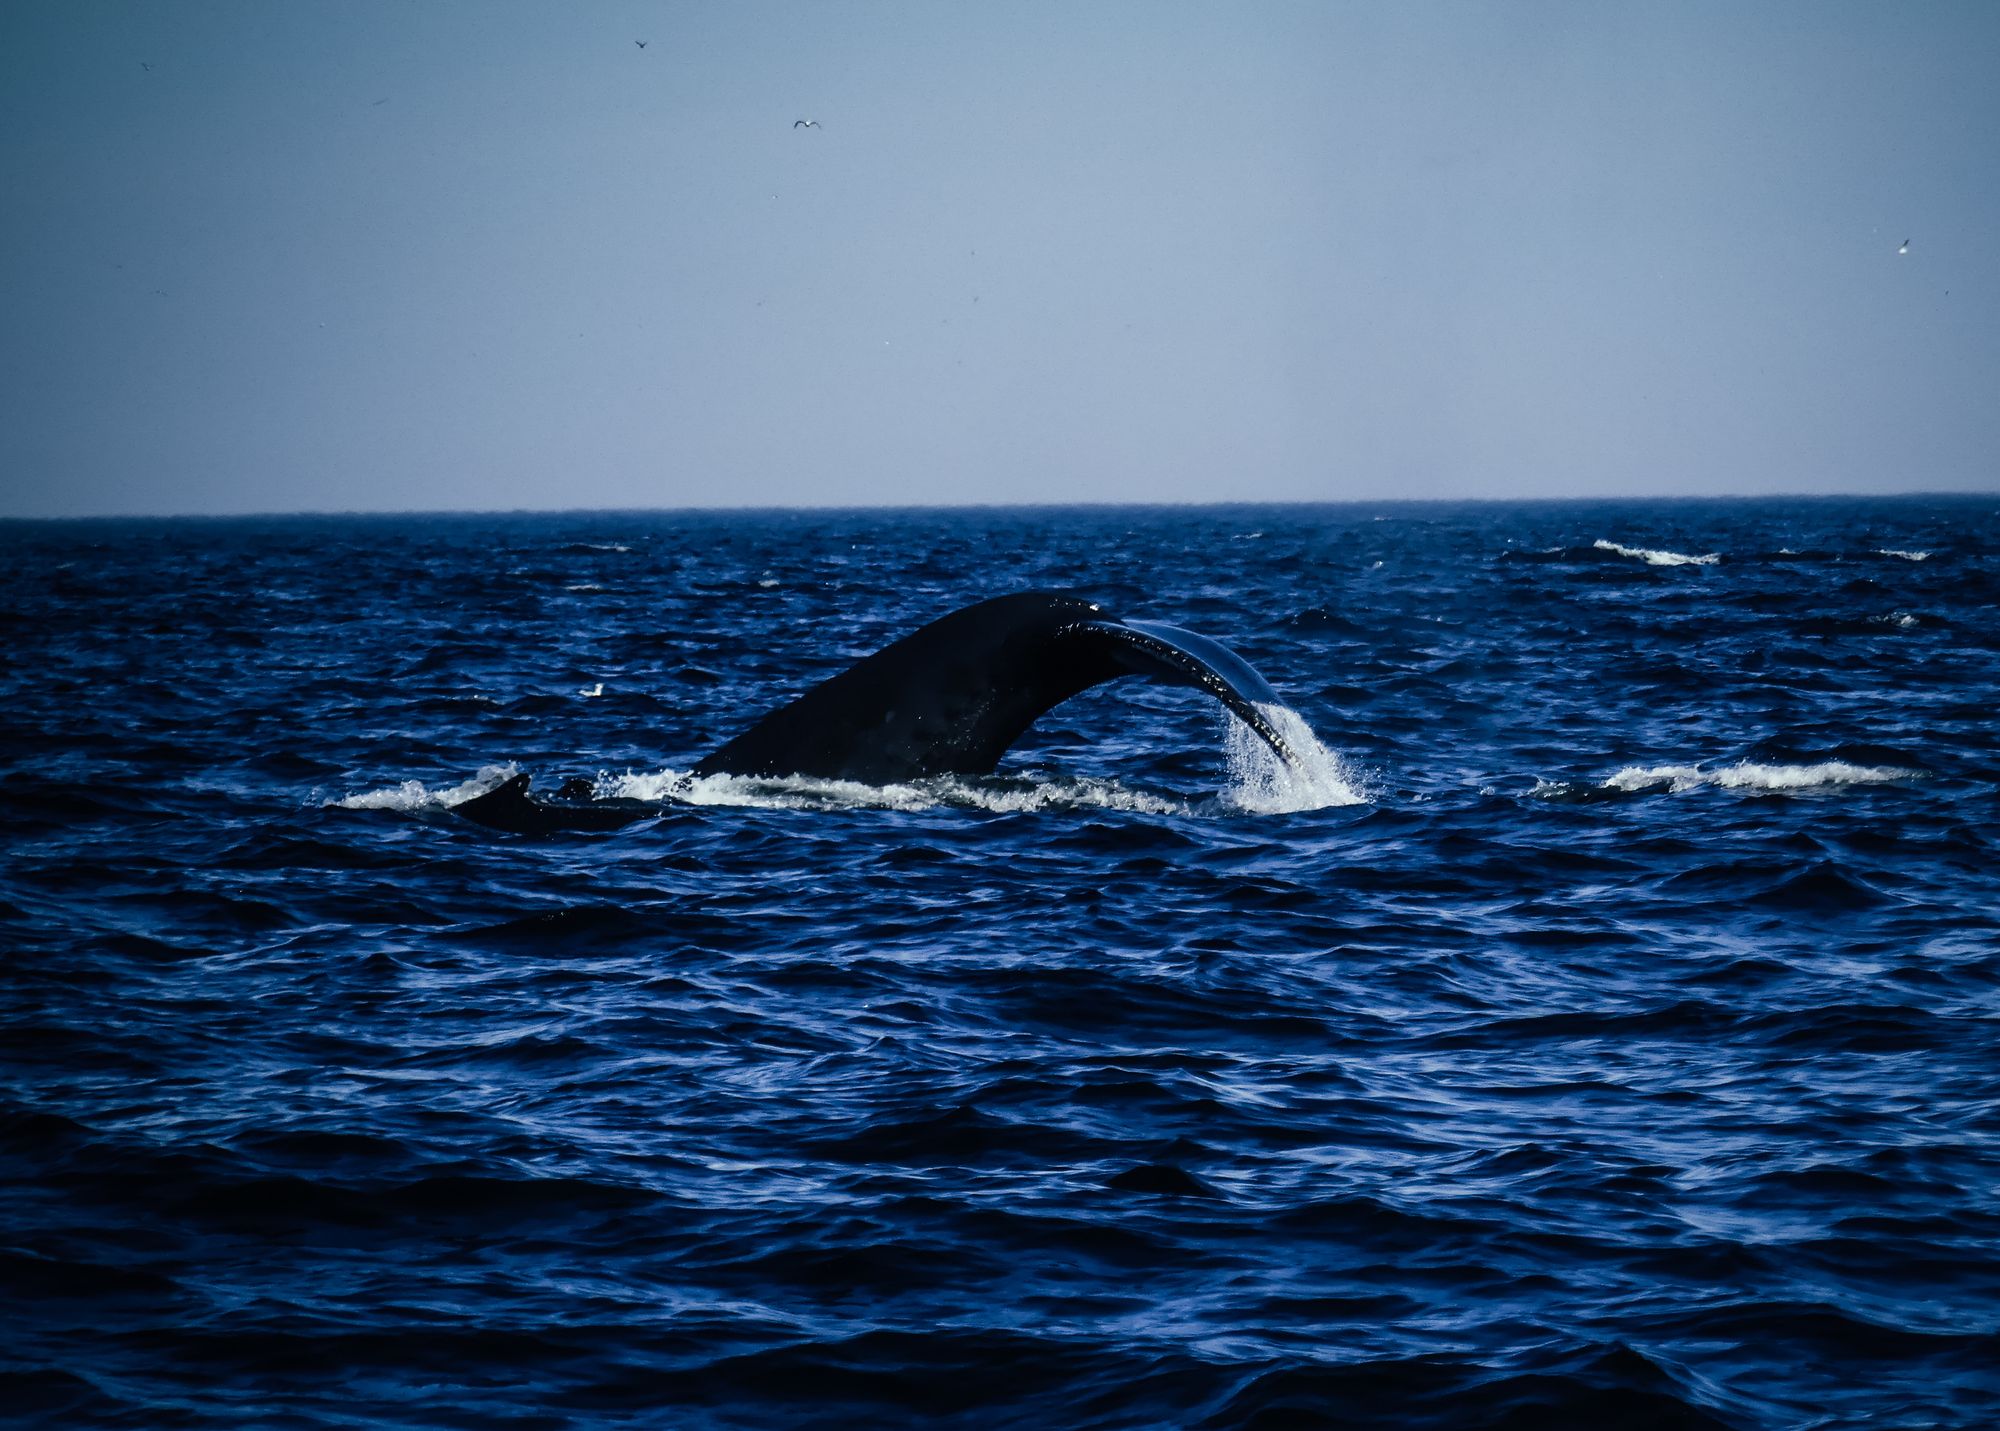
[1897,239,1910,255]
[794,118,820,129]
[635,40,647,49]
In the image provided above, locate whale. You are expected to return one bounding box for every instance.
[453,591,1301,834]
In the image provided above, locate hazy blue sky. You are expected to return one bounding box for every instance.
[3,1,1995,516]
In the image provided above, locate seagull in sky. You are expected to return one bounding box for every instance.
[1897,239,1910,255]
[635,40,647,49]
[794,118,820,129]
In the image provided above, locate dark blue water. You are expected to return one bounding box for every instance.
[4,499,1998,1429]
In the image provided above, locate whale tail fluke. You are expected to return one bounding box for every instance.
[692,591,1301,784]
[454,591,1309,830]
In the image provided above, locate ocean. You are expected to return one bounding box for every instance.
[2,497,1996,1428]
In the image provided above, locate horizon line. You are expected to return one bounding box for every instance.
[4,488,1996,523]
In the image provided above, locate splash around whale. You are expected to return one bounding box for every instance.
[453,591,1342,834]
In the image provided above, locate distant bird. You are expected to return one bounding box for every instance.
[793,118,820,129]
[140,62,152,71]
[1897,239,1910,255]
[635,40,647,49]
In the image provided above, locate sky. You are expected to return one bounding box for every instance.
[2,1,1996,517]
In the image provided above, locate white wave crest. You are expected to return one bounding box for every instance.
[331,763,518,811]
[1222,703,1367,813]
[1599,760,1920,794]
[1593,539,1719,567]
[1877,548,1930,561]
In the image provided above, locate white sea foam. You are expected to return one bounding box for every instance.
[1599,760,1920,794]
[1877,548,1930,561]
[332,763,518,811]
[595,701,1362,816]
[593,710,1369,816]
[957,778,1183,815]
[601,767,1184,815]
[1221,703,1367,813]
[1592,539,1719,567]
[1875,611,1919,629]
[345,704,1361,819]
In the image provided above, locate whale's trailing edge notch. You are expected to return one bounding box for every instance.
[452,591,1303,833]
